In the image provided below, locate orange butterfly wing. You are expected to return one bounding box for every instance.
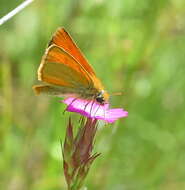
[38,45,93,88]
[33,28,107,99]
[48,28,96,76]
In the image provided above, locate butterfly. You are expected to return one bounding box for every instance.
[33,28,109,104]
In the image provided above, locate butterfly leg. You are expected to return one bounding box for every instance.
[90,99,96,117]
[78,100,92,123]
[63,97,79,114]
[93,103,101,117]
[83,100,91,112]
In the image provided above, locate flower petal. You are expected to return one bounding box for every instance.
[62,98,128,123]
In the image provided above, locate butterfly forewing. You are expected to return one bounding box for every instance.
[48,28,96,76]
[38,45,92,88]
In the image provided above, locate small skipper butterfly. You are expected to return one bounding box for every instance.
[33,28,109,104]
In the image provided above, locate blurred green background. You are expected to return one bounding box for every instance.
[1,0,185,189]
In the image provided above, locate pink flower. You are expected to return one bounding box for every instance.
[63,98,128,123]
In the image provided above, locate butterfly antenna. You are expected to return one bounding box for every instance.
[109,92,124,96]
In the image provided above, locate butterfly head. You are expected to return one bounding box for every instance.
[96,90,109,104]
